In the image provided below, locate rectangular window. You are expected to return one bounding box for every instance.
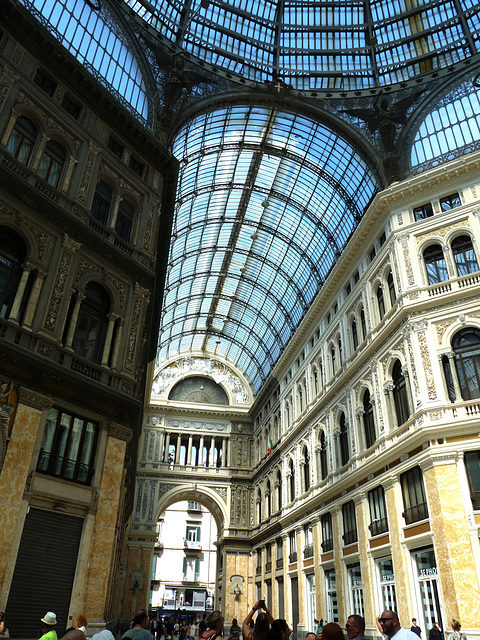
[440,192,461,211]
[342,501,358,545]
[304,523,314,558]
[185,526,201,542]
[34,68,56,95]
[413,202,434,221]
[289,531,297,563]
[368,486,388,536]
[347,563,364,615]
[129,155,144,177]
[276,537,283,567]
[61,94,81,119]
[380,231,386,246]
[376,557,397,611]
[187,501,202,511]
[107,136,124,157]
[465,451,480,509]
[370,247,376,261]
[321,513,333,552]
[37,407,98,484]
[412,547,442,632]
[324,569,338,622]
[401,466,429,524]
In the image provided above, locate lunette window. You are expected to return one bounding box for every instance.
[37,407,98,484]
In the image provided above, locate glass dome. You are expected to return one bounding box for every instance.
[124,0,480,92]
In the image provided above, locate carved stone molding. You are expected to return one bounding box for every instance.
[17,387,52,410]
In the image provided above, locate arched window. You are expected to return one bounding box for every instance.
[91,181,112,225]
[257,490,262,524]
[7,116,37,164]
[392,360,411,426]
[452,328,480,400]
[116,199,135,242]
[338,338,343,365]
[288,459,295,502]
[360,308,367,340]
[424,244,448,284]
[38,139,66,187]
[363,389,376,449]
[303,446,310,492]
[298,385,303,412]
[387,271,396,307]
[320,431,328,480]
[377,285,385,319]
[339,412,349,466]
[331,346,336,374]
[0,227,27,319]
[72,282,110,363]
[313,367,319,395]
[352,319,359,350]
[451,235,479,276]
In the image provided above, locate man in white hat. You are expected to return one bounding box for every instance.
[39,612,58,640]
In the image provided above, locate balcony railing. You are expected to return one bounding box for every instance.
[288,551,297,563]
[276,558,284,569]
[402,502,429,525]
[303,544,314,559]
[265,561,272,572]
[369,518,389,537]
[184,540,202,551]
[342,530,358,545]
[36,450,94,485]
[321,539,333,552]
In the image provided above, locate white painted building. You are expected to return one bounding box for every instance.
[151,500,217,614]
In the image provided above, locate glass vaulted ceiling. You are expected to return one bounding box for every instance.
[125,0,480,91]
[157,106,378,391]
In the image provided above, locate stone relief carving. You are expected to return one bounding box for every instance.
[77,143,100,204]
[22,220,48,261]
[415,219,470,243]
[0,67,18,106]
[152,357,249,403]
[166,419,227,432]
[213,486,227,503]
[415,328,437,400]
[44,239,79,332]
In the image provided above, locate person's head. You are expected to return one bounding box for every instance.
[412,621,417,625]
[41,612,57,631]
[206,611,224,632]
[232,620,238,627]
[452,621,461,632]
[254,612,271,640]
[322,623,345,640]
[379,612,400,638]
[305,633,317,640]
[75,615,88,630]
[134,610,149,629]
[346,615,365,639]
[268,619,291,640]
[0,613,4,623]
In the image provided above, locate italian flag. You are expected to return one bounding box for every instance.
[268,437,273,454]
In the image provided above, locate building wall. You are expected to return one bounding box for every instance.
[0,6,176,636]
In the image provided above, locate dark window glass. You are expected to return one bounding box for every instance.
[354,271,360,283]
[392,360,411,426]
[0,227,26,319]
[33,69,56,95]
[129,155,144,176]
[368,486,388,535]
[342,500,357,545]
[377,286,385,319]
[303,446,310,491]
[424,244,448,284]
[7,116,37,164]
[61,94,81,119]
[352,319,359,350]
[38,140,66,187]
[440,192,461,211]
[401,466,428,524]
[451,235,479,276]
[91,180,112,225]
[346,282,352,295]
[331,346,336,373]
[115,199,134,242]
[413,202,434,221]
[452,328,480,400]
[465,451,480,510]
[363,389,376,448]
[360,308,367,340]
[321,513,333,552]
[289,459,295,502]
[37,407,98,485]
[380,231,386,245]
[339,412,349,466]
[72,282,110,363]
[320,431,328,480]
[442,355,456,403]
[107,136,124,157]
[370,247,376,261]
[388,271,396,307]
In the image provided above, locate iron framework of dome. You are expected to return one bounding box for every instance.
[15,0,480,393]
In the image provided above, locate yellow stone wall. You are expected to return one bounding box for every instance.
[83,434,127,621]
[423,461,480,628]
[0,398,46,607]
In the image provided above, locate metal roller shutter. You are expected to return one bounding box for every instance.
[5,507,84,639]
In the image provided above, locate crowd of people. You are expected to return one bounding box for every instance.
[0,606,467,640]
